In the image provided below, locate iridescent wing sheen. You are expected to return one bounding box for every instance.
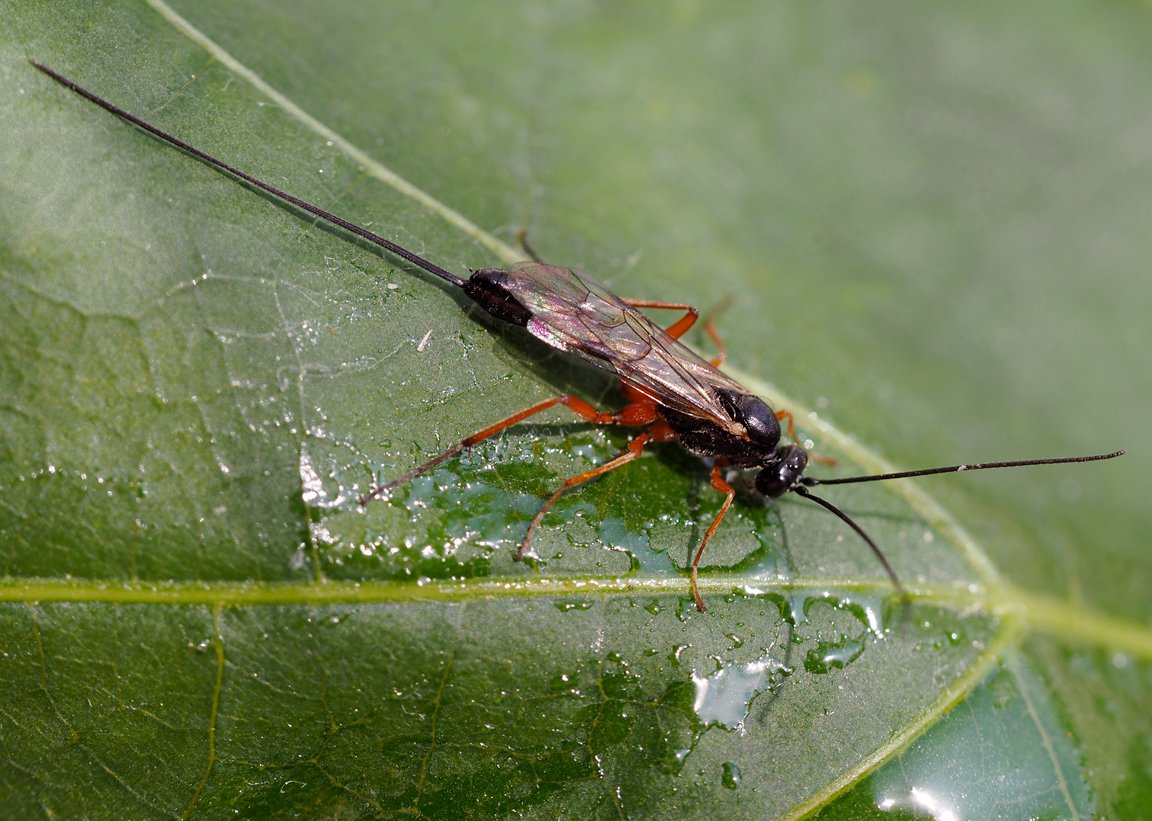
[496,262,754,434]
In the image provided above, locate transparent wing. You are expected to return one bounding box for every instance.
[496,262,754,434]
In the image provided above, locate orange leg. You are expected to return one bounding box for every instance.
[775,408,798,442]
[512,232,727,365]
[698,294,733,367]
[701,318,727,367]
[623,298,727,367]
[701,318,726,367]
[689,465,737,612]
[623,298,700,339]
[358,394,659,504]
[515,429,655,560]
[773,407,836,464]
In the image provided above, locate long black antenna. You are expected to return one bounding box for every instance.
[794,450,1123,597]
[30,60,466,288]
[792,485,909,600]
[802,450,1124,488]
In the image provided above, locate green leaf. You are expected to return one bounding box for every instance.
[2,1,1149,818]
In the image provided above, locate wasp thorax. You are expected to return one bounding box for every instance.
[755,444,809,498]
[716,390,781,448]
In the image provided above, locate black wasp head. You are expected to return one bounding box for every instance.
[755,444,810,498]
[716,389,781,448]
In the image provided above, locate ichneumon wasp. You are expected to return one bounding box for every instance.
[31,60,1124,611]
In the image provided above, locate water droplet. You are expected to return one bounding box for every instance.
[554,599,594,612]
[804,635,866,674]
[693,654,786,729]
[721,761,742,789]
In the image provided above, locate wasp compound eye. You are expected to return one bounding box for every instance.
[755,444,809,498]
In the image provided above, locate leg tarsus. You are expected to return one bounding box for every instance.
[690,466,737,612]
[515,431,653,561]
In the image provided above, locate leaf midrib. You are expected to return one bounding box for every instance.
[5,574,1151,659]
